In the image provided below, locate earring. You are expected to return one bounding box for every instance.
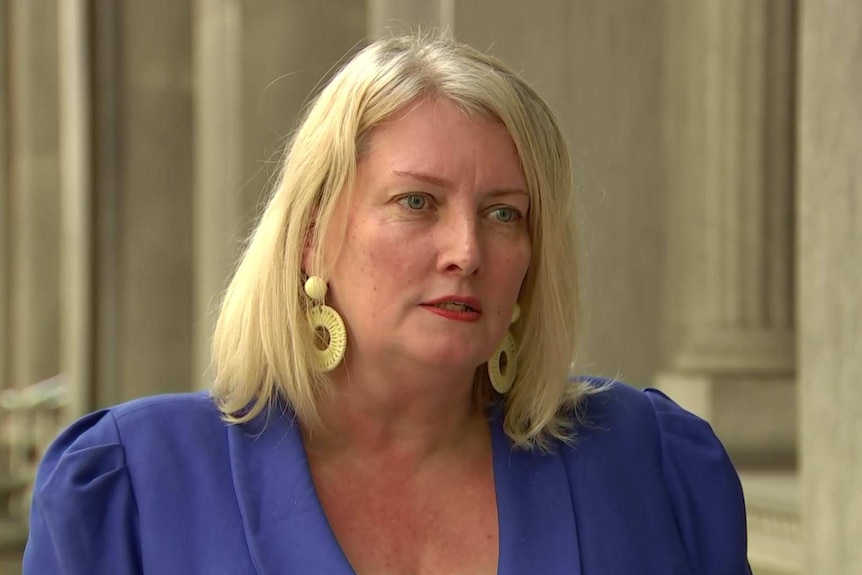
[304,276,347,372]
[488,303,520,394]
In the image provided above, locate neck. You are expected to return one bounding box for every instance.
[304,357,486,464]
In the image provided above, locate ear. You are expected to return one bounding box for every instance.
[301,224,315,277]
[302,214,331,279]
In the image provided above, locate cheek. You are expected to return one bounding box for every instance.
[481,245,530,330]
[343,223,431,296]
[499,241,532,292]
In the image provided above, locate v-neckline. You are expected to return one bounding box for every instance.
[488,403,582,575]
[228,401,582,575]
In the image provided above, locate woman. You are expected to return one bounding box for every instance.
[24,34,750,574]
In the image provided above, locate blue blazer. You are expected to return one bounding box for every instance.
[23,381,750,574]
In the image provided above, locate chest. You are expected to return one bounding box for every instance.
[312,463,499,575]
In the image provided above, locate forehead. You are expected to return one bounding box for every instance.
[358,98,527,191]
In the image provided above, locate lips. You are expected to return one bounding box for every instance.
[420,298,482,323]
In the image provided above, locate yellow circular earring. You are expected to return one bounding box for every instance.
[304,276,346,372]
[488,303,520,394]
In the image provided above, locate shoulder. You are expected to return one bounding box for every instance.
[106,390,226,443]
[571,377,749,498]
[32,391,221,488]
[561,377,670,457]
[25,393,252,572]
[570,376,659,431]
[32,391,224,506]
[568,377,744,492]
[23,394,220,572]
[568,377,729,458]
[564,377,750,573]
[108,390,221,427]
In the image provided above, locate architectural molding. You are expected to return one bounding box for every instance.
[670,328,794,374]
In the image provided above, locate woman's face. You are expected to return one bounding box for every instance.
[320,98,531,374]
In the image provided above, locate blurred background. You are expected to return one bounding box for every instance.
[0,0,859,573]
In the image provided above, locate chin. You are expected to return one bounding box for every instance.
[413,345,488,372]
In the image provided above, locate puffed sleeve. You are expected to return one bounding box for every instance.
[23,410,142,575]
[645,388,752,575]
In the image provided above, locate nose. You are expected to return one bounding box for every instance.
[437,213,481,276]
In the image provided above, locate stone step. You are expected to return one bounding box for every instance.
[0,475,29,498]
[740,470,801,575]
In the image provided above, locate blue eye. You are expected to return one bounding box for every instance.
[399,194,429,210]
[492,207,519,223]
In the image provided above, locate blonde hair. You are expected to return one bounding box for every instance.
[211,32,596,450]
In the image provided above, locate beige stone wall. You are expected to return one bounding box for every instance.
[798,0,862,571]
[1,0,666,406]
[1,0,860,572]
[457,1,667,388]
[113,0,196,404]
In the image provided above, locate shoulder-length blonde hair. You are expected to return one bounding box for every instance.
[211,32,595,450]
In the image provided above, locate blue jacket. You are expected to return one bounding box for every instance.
[23,381,750,574]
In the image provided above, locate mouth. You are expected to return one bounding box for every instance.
[421,302,481,322]
[429,301,478,313]
[422,296,482,314]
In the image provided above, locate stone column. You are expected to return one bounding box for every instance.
[656,0,796,465]
[58,0,93,418]
[193,0,243,389]
[798,0,862,571]
[0,1,9,389]
[7,0,61,389]
[239,0,366,228]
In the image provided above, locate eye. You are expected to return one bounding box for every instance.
[398,193,430,210]
[491,206,520,223]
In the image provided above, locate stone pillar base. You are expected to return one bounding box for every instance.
[741,470,802,575]
[653,372,796,468]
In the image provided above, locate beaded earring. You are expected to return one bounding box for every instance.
[488,303,520,394]
[304,276,346,372]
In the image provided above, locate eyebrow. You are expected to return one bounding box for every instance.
[391,169,529,198]
[392,169,452,188]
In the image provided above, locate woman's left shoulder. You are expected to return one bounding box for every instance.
[576,379,747,504]
[568,377,733,457]
[565,377,751,573]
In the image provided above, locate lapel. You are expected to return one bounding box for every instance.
[490,405,583,575]
[227,406,355,574]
